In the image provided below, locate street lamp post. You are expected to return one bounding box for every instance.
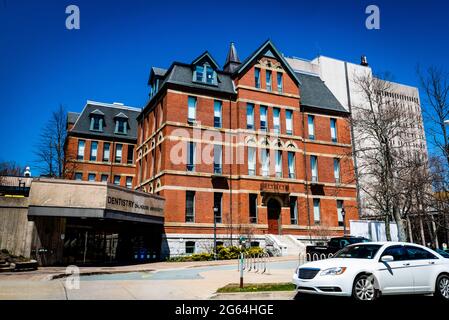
[342,207,346,236]
[213,207,218,260]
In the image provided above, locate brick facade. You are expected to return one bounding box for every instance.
[135,41,359,256]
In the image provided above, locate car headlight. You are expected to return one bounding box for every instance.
[320,267,347,276]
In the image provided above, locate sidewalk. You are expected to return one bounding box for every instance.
[0,256,299,300]
[0,255,298,281]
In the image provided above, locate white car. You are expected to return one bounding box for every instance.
[292,242,449,301]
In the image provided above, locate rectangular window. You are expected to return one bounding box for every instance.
[113,175,120,185]
[261,149,269,176]
[308,115,315,140]
[273,108,280,134]
[90,141,98,161]
[249,194,258,224]
[248,147,256,176]
[288,151,295,178]
[266,70,272,91]
[214,144,222,174]
[290,196,298,224]
[246,103,254,129]
[188,96,197,123]
[115,119,127,134]
[286,110,293,135]
[185,241,195,254]
[185,191,195,222]
[205,66,214,84]
[334,158,341,184]
[126,176,132,189]
[277,72,283,93]
[313,199,321,224]
[214,100,222,128]
[127,145,134,164]
[115,144,123,163]
[275,150,282,177]
[337,200,344,227]
[255,68,261,89]
[90,116,103,131]
[214,192,222,223]
[77,140,85,160]
[311,155,318,182]
[103,142,110,162]
[74,172,82,181]
[88,173,95,182]
[195,65,204,82]
[330,118,337,143]
[187,142,195,171]
[101,174,108,182]
[260,106,267,131]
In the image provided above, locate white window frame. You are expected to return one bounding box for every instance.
[313,199,321,224]
[188,96,197,122]
[308,115,315,139]
[286,109,293,135]
[248,147,256,176]
[77,140,85,160]
[288,151,295,178]
[334,158,341,184]
[273,108,280,134]
[247,103,255,129]
[311,155,318,182]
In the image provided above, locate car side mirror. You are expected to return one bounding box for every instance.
[381,255,394,262]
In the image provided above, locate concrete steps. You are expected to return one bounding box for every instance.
[265,235,306,257]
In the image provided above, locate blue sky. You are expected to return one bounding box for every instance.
[0,0,448,173]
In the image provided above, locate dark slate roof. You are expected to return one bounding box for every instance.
[67,112,80,124]
[295,72,348,114]
[69,101,140,141]
[152,67,167,77]
[160,63,235,95]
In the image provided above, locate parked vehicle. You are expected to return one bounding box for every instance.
[293,242,449,301]
[306,236,369,259]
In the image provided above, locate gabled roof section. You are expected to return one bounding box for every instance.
[152,67,167,77]
[90,109,105,116]
[114,112,128,119]
[191,51,220,70]
[235,39,301,85]
[295,72,348,114]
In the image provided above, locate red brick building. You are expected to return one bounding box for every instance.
[65,101,139,188]
[136,40,358,257]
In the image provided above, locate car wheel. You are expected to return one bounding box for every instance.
[435,274,449,301]
[352,274,378,302]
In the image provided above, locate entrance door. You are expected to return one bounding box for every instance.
[267,198,281,234]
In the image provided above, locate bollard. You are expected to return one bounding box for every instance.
[239,252,244,288]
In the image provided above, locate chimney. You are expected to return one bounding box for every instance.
[223,42,241,73]
[360,55,369,67]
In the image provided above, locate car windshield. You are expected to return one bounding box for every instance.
[434,248,449,258]
[333,244,382,259]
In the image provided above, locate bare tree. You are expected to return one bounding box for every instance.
[350,73,425,241]
[34,105,67,177]
[418,65,449,247]
[0,161,24,176]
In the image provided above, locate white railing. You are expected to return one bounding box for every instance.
[237,253,270,274]
[298,252,334,266]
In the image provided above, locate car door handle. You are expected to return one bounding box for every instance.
[429,261,435,265]
[403,263,410,266]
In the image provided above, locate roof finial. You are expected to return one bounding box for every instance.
[224,42,241,73]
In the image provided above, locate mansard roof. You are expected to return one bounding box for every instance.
[295,72,348,114]
[69,101,140,141]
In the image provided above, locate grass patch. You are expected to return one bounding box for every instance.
[217,282,296,293]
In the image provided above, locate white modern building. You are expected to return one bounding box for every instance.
[286,55,428,217]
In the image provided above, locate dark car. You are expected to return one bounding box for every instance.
[306,236,370,260]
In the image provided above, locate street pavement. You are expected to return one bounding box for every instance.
[0,257,299,300]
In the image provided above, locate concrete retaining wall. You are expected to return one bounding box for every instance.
[0,197,33,258]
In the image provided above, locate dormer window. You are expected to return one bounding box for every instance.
[193,63,217,85]
[114,112,129,135]
[89,109,104,132]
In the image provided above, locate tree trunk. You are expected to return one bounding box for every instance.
[393,205,407,241]
[385,213,391,241]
